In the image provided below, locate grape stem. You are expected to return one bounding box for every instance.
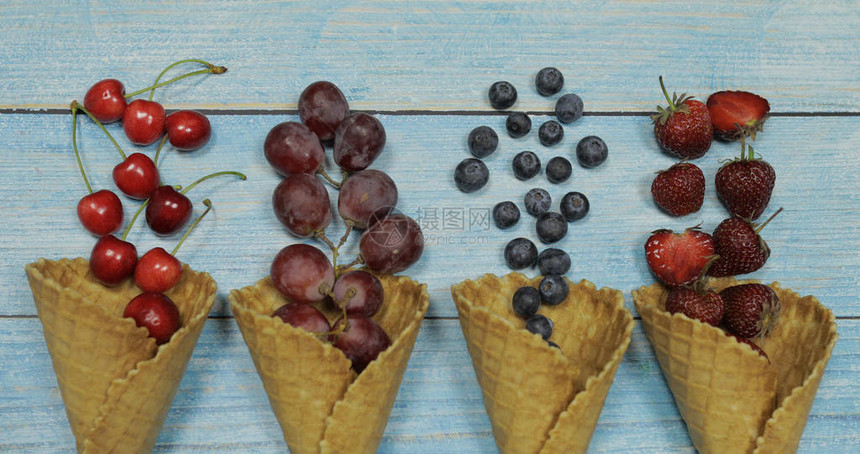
[171,199,213,256]
[317,284,349,337]
[70,102,93,194]
[74,101,127,160]
[337,254,365,274]
[317,167,343,189]
[315,231,338,265]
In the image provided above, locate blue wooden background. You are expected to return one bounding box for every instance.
[1,1,858,452]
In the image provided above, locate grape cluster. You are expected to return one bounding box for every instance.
[264,81,424,373]
[72,59,243,346]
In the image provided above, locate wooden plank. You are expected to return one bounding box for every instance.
[0,1,857,112]
[1,317,857,452]
[2,113,859,318]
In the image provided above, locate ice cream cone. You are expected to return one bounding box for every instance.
[633,277,838,454]
[451,273,634,454]
[228,272,429,454]
[24,257,216,453]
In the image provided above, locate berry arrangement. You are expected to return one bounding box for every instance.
[263,81,424,373]
[73,59,243,345]
[453,68,613,347]
[644,76,781,357]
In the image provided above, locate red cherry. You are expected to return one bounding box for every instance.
[123,292,181,344]
[165,110,211,151]
[89,235,138,286]
[83,79,127,124]
[77,189,124,236]
[134,247,182,293]
[145,185,192,235]
[113,153,160,200]
[122,99,166,146]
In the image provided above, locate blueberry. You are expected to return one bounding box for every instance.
[526,314,553,340]
[546,156,572,184]
[488,81,517,110]
[536,211,568,243]
[576,135,608,168]
[555,93,583,124]
[468,126,498,158]
[493,201,520,229]
[512,286,541,319]
[560,191,589,221]
[538,248,571,275]
[504,237,538,269]
[535,67,564,96]
[538,274,569,306]
[512,151,541,180]
[454,158,489,193]
[506,112,532,138]
[524,188,551,217]
[538,120,564,146]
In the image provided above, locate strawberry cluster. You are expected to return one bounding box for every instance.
[72,59,244,345]
[645,78,781,358]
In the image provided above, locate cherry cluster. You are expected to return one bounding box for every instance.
[263,81,423,373]
[73,59,244,345]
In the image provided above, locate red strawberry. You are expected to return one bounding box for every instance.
[651,162,705,216]
[652,76,713,160]
[645,227,715,287]
[725,332,769,360]
[707,90,770,141]
[720,283,781,339]
[665,287,724,326]
[715,142,775,220]
[709,208,782,277]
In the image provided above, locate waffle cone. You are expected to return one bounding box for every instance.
[228,272,429,454]
[24,257,216,453]
[451,273,634,454]
[633,278,838,454]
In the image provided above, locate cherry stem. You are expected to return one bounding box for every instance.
[318,167,342,189]
[126,65,227,100]
[70,102,93,194]
[153,135,169,168]
[145,59,228,101]
[74,101,127,161]
[171,199,213,256]
[754,207,783,235]
[658,76,675,111]
[179,171,246,195]
[122,198,149,241]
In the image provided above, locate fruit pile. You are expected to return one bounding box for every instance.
[72,59,243,345]
[454,67,612,346]
[644,77,781,355]
[263,81,424,373]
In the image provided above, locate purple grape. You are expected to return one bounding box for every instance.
[333,112,386,172]
[272,173,332,237]
[273,303,331,333]
[332,270,384,317]
[359,214,424,274]
[338,169,398,229]
[263,121,324,175]
[270,244,336,304]
[331,313,391,373]
[298,81,349,142]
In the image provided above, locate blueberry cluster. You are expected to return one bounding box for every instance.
[453,68,611,347]
[508,245,572,347]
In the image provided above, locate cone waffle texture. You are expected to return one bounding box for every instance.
[228,272,429,454]
[633,278,838,454]
[24,257,216,453]
[451,273,634,454]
